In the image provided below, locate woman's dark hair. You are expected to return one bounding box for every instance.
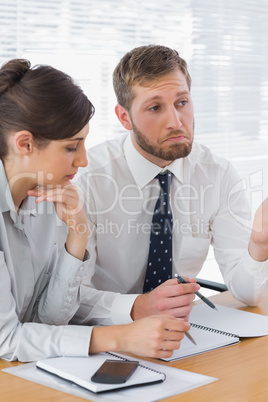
[0,59,95,160]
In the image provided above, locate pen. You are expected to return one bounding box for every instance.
[175,274,218,311]
[185,330,197,345]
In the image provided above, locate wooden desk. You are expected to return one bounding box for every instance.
[1,291,268,401]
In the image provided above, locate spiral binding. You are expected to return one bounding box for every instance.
[190,322,239,338]
[106,352,166,381]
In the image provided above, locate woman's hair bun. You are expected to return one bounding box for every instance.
[0,59,31,95]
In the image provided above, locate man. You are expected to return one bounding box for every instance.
[72,45,268,327]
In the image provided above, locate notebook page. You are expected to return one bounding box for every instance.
[190,304,268,337]
[162,324,239,361]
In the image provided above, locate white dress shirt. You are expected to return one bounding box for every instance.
[73,134,268,326]
[0,161,93,362]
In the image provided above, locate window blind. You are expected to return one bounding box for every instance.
[1,0,268,206]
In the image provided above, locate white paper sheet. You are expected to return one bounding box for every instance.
[3,355,217,401]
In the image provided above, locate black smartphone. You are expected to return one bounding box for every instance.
[91,359,139,384]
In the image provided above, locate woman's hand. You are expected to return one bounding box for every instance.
[89,315,190,359]
[249,198,268,261]
[28,184,89,260]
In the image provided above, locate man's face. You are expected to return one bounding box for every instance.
[127,69,194,167]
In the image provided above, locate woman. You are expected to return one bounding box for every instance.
[0,59,189,362]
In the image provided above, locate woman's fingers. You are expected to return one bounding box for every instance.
[28,185,82,213]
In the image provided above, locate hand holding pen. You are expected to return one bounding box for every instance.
[175,274,218,311]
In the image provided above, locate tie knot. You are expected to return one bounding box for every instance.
[156,171,173,194]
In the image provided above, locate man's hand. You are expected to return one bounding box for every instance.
[249,198,268,261]
[131,278,200,321]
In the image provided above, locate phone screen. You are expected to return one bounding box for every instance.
[91,359,139,384]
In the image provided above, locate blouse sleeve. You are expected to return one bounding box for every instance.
[0,251,92,362]
[33,245,93,325]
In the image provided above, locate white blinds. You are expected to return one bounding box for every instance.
[1,0,268,206]
[190,0,268,201]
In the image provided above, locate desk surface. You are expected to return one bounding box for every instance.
[1,291,268,402]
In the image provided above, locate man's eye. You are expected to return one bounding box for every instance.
[179,100,187,106]
[66,147,77,152]
[150,105,159,111]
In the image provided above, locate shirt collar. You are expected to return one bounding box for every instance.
[123,135,184,188]
[0,160,37,221]
[0,160,15,213]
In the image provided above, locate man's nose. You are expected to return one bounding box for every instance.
[166,108,183,131]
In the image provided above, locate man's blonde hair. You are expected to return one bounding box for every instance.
[113,44,191,111]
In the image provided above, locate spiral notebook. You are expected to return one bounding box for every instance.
[36,352,165,393]
[164,303,268,361]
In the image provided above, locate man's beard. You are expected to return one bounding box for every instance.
[131,120,194,162]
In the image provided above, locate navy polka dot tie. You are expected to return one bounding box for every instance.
[143,171,174,293]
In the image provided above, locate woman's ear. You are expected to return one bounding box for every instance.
[115,104,133,131]
[14,131,34,155]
